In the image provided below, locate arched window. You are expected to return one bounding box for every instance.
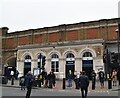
[66,53,74,58]
[51,54,59,72]
[51,54,59,58]
[25,55,31,62]
[83,52,92,57]
[24,55,31,76]
[25,55,31,59]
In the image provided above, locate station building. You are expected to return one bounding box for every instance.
[1,18,120,79]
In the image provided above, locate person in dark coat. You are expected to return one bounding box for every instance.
[44,71,48,88]
[79,71,89,98]
[19,76,25,90]
[91,70,96,90]
[48,71,56,88]
[15,70,19,80]
[98,69,105,89]
[24,71,34,98]
[41,70,47,85]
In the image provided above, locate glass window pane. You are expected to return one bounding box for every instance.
[56,69,59,72]
[83,52,92,57]
[25,55,31,59]
[66,53,74,58]
[51,54,59,58]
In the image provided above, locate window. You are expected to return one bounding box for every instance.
[25,55,31,60]
[51,54,59,58]
[83,52,92,57]
[66,53,74,58]
[51,54,59,72]
[25,55,31,62]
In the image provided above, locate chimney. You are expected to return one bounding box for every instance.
[2,27,9,36]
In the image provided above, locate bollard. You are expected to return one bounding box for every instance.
[108,79,112,89]
[11,76,14,85]
[62,78,66,89]
[39,80,41,87]
[92,82,95,90]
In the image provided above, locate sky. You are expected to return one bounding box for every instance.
[0,0,120,33]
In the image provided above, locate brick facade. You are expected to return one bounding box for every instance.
[1,18,120,78]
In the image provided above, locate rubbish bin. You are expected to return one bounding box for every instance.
[108,79,112,89]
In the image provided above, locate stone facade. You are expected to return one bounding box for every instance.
[1,18,120,78]
[17,39,104,78]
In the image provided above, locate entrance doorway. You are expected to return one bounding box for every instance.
[66,53,75,78]
[82,52,93,80]
[24,55,31,76]
[82,60,93,80]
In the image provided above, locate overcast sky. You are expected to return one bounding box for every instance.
[0,0,119,33]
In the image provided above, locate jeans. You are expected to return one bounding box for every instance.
[68,79,72,87]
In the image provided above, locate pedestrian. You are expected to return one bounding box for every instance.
[41,69,47,85]
[25,71,34,98]
[15,70,19,80]
[44,71,48,88]
[10,70,14,85]
[67,70,73,88]
[74,71,79,89]
[79,71,89,98]
[112,69,117,86]
[19,76,25,90]
[98,69,105,89]
[48,71,56,88]
[91,70,96,90]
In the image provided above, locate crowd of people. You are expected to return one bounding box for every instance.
[10,68,119,98]
[19,70,56,90]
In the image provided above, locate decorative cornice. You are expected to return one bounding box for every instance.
[17,39,104,50]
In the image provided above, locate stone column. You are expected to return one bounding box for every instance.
[75,58,81,73]
[17,61,24,77]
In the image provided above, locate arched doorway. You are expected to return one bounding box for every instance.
[51,54,59,72]
[24,55,31,76]
[7,57,16,67]
[66,53,75,78]
[82,52,93,80]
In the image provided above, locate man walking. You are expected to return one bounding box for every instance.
[25,71,34,98]
[79,71,89,98]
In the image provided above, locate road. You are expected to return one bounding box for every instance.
[1,86,119,97]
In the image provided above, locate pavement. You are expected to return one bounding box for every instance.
[0,79,119,92]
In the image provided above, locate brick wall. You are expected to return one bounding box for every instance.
[86,28,99,39]
[5,38,16,49]
[67,30,78,41]
[34,34,42,44]
[108,25,117,41]
[48,32,58,42]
